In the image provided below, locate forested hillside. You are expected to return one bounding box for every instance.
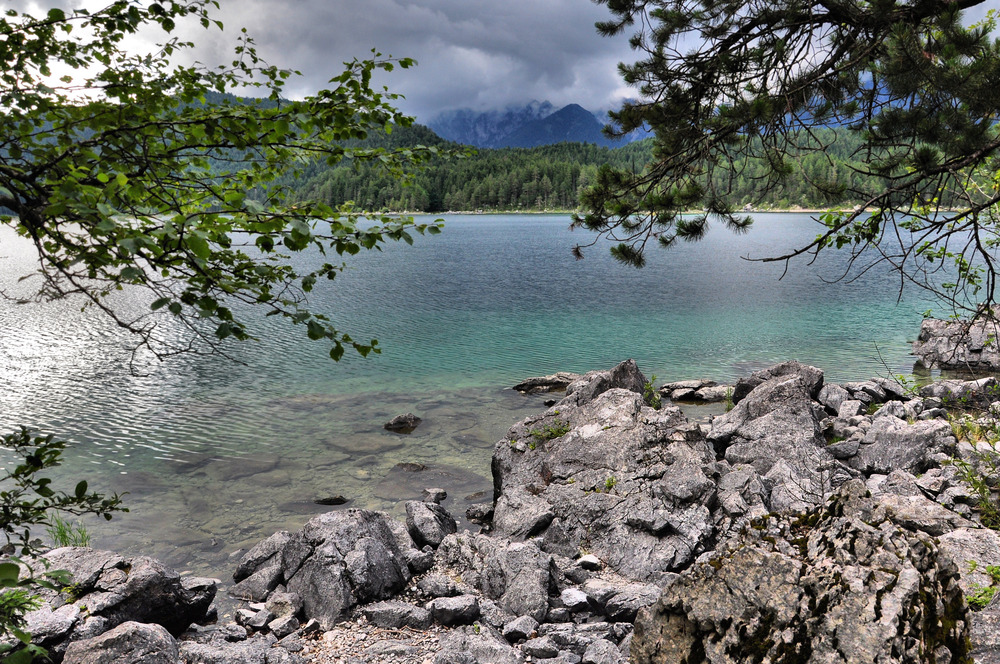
[286,124,878,213]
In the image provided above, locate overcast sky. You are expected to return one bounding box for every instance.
[16,0,996,123]
[16,0,638,122]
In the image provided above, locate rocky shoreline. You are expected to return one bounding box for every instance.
[12,356,1000,663]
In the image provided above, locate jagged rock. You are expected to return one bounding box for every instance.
[877,492,977,535]
[513,372,582,394]
[523,635,561,658]
[817,383,851,414]
[503,615,540,642]
[493,386,716,581]
[21,548,216,661]
[708,373,856,513]
[384,412,422,433]
[406,500,457,548]
[560,359,647,407]
[423,488,448,503]
[630,482,970,664]
[229,563,282,601]
[264,591,302,620]
[268,614,299,638]
[436,623,524,664]
[266,510,418,629]
[872,400,907,419]
[730,360,824,405]
[438,534,554,622]
[604,584,661,622]
[418,573,459,598]
[429,595,481,626]
[362,600,432,629]
[180,633,304,664]
[920,376,1000,409]
[848,417,955,475]
[913,317,1000,370]
[62,621,178,664]
[234,531,292,582]
[938,528,1000,595]
[583,638,627,664]
[465,502,494,525]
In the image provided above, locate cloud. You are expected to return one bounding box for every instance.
[192,0,638,120]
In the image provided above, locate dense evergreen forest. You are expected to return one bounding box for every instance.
[284,124,879,213]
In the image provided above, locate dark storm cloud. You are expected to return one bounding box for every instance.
[194,0,638,120]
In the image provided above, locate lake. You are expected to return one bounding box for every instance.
[0,212,935,576]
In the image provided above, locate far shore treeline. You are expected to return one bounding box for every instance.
[270,122,883,214]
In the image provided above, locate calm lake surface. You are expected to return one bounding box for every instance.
[0,213,935,577]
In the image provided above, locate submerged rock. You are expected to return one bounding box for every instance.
[384,412,422,433]
[513,372,582,394]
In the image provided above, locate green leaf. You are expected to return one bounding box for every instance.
[0,563,20,583]
[151,297,171,311]
[75,480,88,498]
[186,235,211,260]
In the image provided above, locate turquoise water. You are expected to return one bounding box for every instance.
[0,213,933,574]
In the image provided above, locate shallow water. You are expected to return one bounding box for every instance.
[0,213,934,576]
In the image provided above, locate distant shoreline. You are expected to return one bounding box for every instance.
[397,207,854,216]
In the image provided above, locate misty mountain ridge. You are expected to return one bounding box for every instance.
[427,101,649,149]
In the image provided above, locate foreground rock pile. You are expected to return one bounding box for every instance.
[12,359,1000,663]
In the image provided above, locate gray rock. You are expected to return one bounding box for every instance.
[513,372,582,394]
[62,621,177,664]
[229,563,282,602]
[848,417,955,475]
[937,528,1000,595]
[493,385,717,581]
[503,615,540,643]
[36,547,216,655]
[384,412,422,433]
[560,588,590,612]
[604,584,661,623]
[438,535,554,623]
[913,317,1000,370]
[582,639,626,664]
[730,360,824,405]
[561,359,647,407]
[920,376,1000,409]
[280,509,415,628]
[837,399,866,418]
[234,532,291,582]
[406,500,458,548]
[418,573,459,598]
[423,488,448,503]
[267,615,299,639]
[709,373,854,513]
[264,591,302,620]
[873,400,907,419]
[878,492,977,535]
[466,502,494,525]
[817,383,851,414]
[429,595,481,626]
[523,636,561,659]
[362,600,432,629]
[630,481,970,664]
[694,384,733,403]
[180,634,298,664]
[577,555,602,571]
[437,624,524,664]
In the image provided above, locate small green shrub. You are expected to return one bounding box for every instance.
[604,476,617,492]
[724,387,734,412]
[967,564,1000,610]
[948,440,1000,530]
[643,375,662,410]
[530,419,570,444]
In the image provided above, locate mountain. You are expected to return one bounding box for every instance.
[426,101,645,149]
[426,101,555,148]
[504,103,621,148]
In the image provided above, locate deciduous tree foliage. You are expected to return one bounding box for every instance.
[576,0,1000,312]
[0,0,443,363]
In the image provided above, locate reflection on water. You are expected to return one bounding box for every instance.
[0,214,934,576]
